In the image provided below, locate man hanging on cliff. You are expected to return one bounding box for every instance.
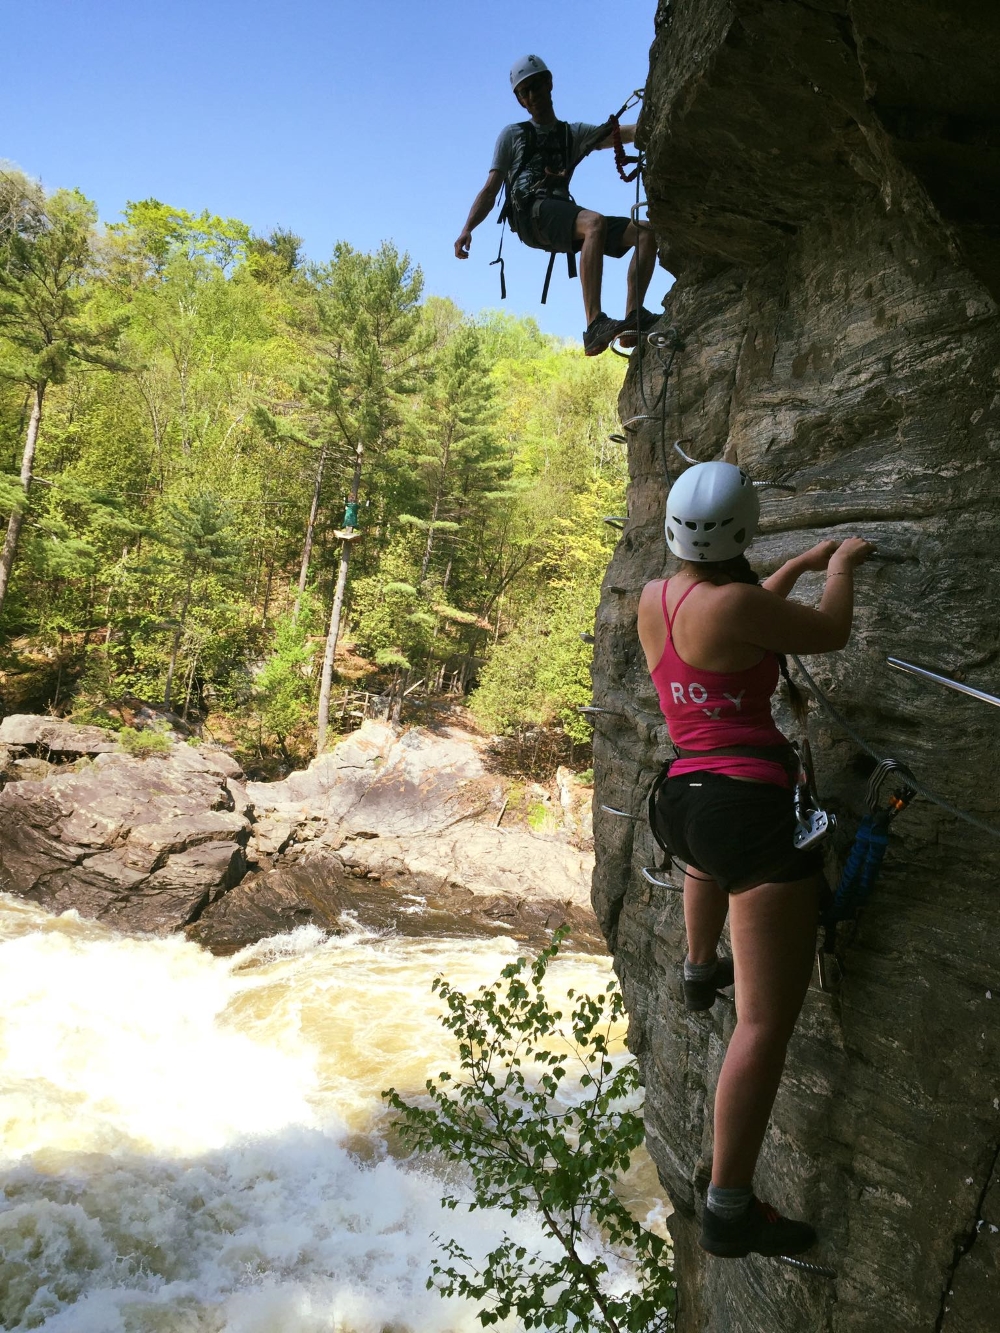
[454,55,660,356]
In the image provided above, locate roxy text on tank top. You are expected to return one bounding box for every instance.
[649,579,790,787]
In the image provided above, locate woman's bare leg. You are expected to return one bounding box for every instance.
[711,875,820,1187]
[683,867,729,965]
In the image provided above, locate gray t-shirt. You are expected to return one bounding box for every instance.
[490,121,606,176]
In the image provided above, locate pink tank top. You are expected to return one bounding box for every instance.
[650,580,791,787]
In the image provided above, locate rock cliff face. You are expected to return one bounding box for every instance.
[591,3,1000,1329]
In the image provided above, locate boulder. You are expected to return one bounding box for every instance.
[0,714,118,755]
[0,714,601,953]
[245,721,492,838]
[122,811,249,868]
[188,850,605,956]
[334,824,594,908]
[0,743,249,934]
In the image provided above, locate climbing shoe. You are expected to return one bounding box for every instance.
[701,1197,817,1258]
[683,956,735,1011]
[615,306,660,349]
[582,312,620,357]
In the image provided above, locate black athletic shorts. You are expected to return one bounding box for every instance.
[654,771,825,894]
[522,198,632,259]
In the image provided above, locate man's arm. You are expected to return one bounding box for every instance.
[455,171,504,259]
[594,122,637,149]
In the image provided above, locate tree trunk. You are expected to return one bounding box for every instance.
[294,442,328,621]
[261,552,275,625]
[0,381,46,624]
[316,443,363,753]
[164,576,193,711]
[419,432,451,583]
[316,539,352,753]
[420,490,441,583]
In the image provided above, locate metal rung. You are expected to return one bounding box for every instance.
[774,1255,838,1280]
[579,632,595,645]
[622,414,659,432]
[577,705,620,717]
[603,516,627,529]
[600,805,641,820]
[641,866,682,893]
[887,657,1000,709]
[609,338,633,360]
[608,433,628,444]
[752,480,797,495]
[646,328,684,351]
[630,200,652,227]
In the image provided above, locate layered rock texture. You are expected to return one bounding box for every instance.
[591,3,1000,1329]
[0,717,600,952]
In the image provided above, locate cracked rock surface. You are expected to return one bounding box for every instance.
[592,2,1000,1328]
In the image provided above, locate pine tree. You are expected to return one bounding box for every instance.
[0,175,126,625]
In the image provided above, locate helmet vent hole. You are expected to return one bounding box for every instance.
[703,521,716,531]
[666,526,675,542]
[720,517,733,527]
[733,528,746,543]
[685,521,697,530]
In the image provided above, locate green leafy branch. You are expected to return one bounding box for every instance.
[383,932,675,1332]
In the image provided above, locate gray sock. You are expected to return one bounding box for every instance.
[706,1184,753,1220]
[684,955,718,981]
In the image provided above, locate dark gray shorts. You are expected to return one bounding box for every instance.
[654,771,825,894]
[521,198,632,258]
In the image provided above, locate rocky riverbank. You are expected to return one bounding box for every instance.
[0,714,603,953]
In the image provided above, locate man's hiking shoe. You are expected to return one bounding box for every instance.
[615,306,660,349]
[583,313,620,357]
[701,1197,817,1259]
[683,956,735,1011]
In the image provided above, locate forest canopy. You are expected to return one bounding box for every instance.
[0,168,627,771]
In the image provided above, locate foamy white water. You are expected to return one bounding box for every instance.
[0,896,663,1332]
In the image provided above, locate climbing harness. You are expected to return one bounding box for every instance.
[792,739,834,852]
[492,88,646,304]
[887,656,1000,709]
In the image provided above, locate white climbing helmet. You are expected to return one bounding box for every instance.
[510,54,550,92]
[664,461,760,562]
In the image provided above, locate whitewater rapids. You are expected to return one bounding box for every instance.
[0,895,665,1332]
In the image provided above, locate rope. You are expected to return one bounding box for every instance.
[791,654,1000,842]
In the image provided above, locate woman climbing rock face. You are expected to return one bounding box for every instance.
[636,460,873,1259]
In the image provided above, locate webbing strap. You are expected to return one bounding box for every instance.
[490,215,507,300]
[540,250,556,305]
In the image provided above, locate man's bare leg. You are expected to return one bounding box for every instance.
[573,209,607,326]
[624,220,657,317]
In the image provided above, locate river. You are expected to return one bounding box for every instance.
[0,895,666,1332]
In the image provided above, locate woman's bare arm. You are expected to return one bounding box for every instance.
[725,538,874,653]
[761,540,839,598]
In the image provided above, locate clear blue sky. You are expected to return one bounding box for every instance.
[0,0,671,341]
